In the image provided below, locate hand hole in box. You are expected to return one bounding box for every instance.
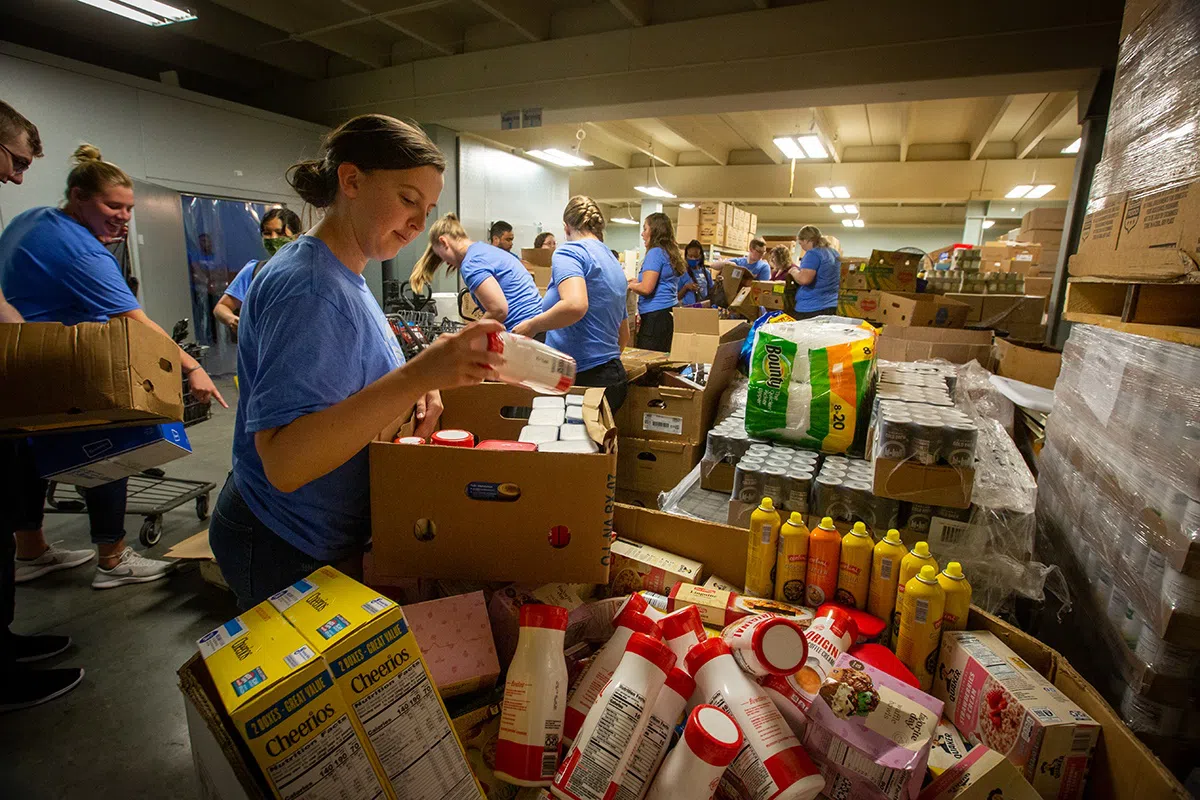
[548,525,570,549]
[636,452,658,462]
[648,399,667,409]
[499,405,532,420]
[142,380,154,392]
[159,358,174,372]
[414,518,437,542]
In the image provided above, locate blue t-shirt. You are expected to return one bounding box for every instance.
[543,239,628,372]
[637,247,679,314]
[0,208,140,324]
[224,260,257,303]
[459,242,542,331]
[794,246,841,312]
[734,256,772,281]
[232,235,405,561]
[680,265,713,306]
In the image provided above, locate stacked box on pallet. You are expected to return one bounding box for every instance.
[1037,324,1200,759]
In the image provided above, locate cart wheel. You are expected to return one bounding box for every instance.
[196,494,210,521]
[140,517,163,547]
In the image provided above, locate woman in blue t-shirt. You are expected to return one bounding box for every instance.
[677,239,714,306]
[206,116,505,609]
[409,212,543,333]
[788,225,842,320]
[214,207,302,335]
[512,196,631,412]
[627,212,685,352]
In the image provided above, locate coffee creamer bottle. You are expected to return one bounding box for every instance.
[805,517,841,607]
[836,521,873,610]
[868,529,908,644]
[744,497,781,599]
[937,561,972,632]
[774,513,810,604]
[890,541,937,650]
[896,565,945,691]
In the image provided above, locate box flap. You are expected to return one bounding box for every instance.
[164,529,216,560]
[520,248,553,268]
[612,504,747,586]
[668,308,749,364]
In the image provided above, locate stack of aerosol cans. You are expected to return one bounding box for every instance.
[812,456,901,531]
[731,443,819,512]
[875,400,979,467]
[706,418,758,463]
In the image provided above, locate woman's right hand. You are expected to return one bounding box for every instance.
[406,319,506,391]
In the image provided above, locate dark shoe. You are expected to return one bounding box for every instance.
[12,633,73,663]
[0,667,84,712]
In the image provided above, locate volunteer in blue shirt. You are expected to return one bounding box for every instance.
[206,115,504,610]
[409,212,542,333]
[214,207,302,334]
[678,239,713,306]
[627,212,685,352]
[788,225,841,319]
[0,144,227,594]
[513,195,631,412]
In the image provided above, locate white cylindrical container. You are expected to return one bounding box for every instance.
[496,604,571,786]
[564,603,663,744]
[481,331,578,395]
[625,591,666,622]
[757,605,858,735]
[685,638,823,800]
[721,613,809,677]
[660,605,706,666]
[552,633,677,800]
[644,704,743,800]
[611,668,696,800]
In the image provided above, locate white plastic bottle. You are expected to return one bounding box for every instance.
[496,604,571,787]
[644,704,743,800]
[564,604,663,744]
[552,633,677,800]
[721,613,809,677]
[479,331,578,395]
[685,638,824,800]
[659,604,706,665]
[759,605,859,735]
[611,667,696,800]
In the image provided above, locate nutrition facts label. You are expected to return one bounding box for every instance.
[611,713,672,800]
[710,695,775,800]
[267,715,384,800]
[353,657,478,799]
[564,684,646,800]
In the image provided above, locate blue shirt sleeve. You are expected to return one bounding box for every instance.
[551,246,588,286]
[752,260,771,280]
[224,262,256,303]
[640,247,670,279]
[460,252,496,294]
[62,250,139,318]
[800,249,822,271]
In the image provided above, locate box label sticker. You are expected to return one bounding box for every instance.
[268,578,315,613]
[198,617,246,658]
[284,646,315,669]
[361,597,393,615]
[642,413,684,436]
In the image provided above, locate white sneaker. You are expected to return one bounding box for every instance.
[91,547,176,590]
[15,544,97,583]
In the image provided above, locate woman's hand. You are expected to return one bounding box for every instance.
[187,367,229,409]
[406,319,506,392]
[413,390,444,439]
[513,319,537,338]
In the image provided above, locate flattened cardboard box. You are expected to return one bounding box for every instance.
[0,318,182,435]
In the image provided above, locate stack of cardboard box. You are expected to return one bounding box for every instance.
[1014,207,1066,277]
[676,203,757,250]
[837,249,920,322]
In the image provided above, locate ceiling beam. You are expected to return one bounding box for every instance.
[384,15,462,57]
[471,0,553,41]
[968,95,1014,160]
[719,112,784,164]
[655,118,730,165]
[610,0,651,26]
[586,121,678,166]
[1015,92,1076,159]
[293,0,454,38]
[898,102,913,162]
[810,107,842,163]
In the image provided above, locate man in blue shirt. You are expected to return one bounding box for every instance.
[733,238,772,280]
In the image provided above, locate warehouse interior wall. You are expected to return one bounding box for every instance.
[758,225,965,259]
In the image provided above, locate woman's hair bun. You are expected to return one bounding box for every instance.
[71,143,103,165]
[287,160,338,209]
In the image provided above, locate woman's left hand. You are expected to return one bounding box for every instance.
[413,390,444,439]
[188,368,229,409]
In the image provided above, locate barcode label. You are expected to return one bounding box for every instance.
[643,413,684,436]
[542,733,560,779]
[284,645,315,669]
[361,597,392,615]
[197,617,245,657]
[929,518,968,546]
[827,739,907,799]
[1030,706,1060,723]
[1071,728,1095,752]
[916,599,930,624]
[880,558,894,581]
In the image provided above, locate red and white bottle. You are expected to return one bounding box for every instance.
[496,604,571,787]
[721,613,809,677]
[552,633,677,800]
[685,638,824,800]
[621,592,665,623]
[563,604,663,745]
[644,704,743,800]
[659,605,706,666]
[758,604,859,735]
[480,331,578,395]
[610,667,696,800]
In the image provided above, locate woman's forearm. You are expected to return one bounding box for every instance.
[524,299,586,336]
[214,302,239,327]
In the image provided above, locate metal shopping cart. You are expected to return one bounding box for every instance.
[386,309,466,359]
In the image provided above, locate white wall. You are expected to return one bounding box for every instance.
[758,225,963,259]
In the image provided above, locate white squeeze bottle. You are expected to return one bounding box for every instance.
[685,638,824,800]
[611,667,696,800]
[563,603,663,744]
[496,604,571,787]
[645,704,744,800]
[659,604,706,665]
[478,331,578,395]
[552,633,677,800]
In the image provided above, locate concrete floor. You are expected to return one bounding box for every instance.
[0,378,242,800]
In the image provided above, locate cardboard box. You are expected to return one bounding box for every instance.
[934,630,1100,800]
[750,281,787,311]
[1016,228,1063,248]
[401,591,500,699]
[609,537,702,594]
[1112,179,1200,279]
[678,206,700,227]
[918,746,1040,800]
[877,292,970,328]
[1021,207,1066,231]
[487,583,591,667]
[613,504,747,586]
[1002,323,1046,343]
[525,264,552,291]
[841,250,919,292]
[32,422,191,487]
[872,456,974,509]
[619,347,671,384]
[668,307,750,364]
[675,224,699,245]
[1002,258,1042,277]
[953,294,1044,328]
[700,457,736,493]
[1068,193,1130,277]
[837,289,882,322]
[617,437,702,494]
[994,338,1062,390]
[1023,276,1053,297]
[876,328,993,366]
[520,248,552,269]
[0,318,183,435]
[370,385,617,585]
[981,242,1042,270]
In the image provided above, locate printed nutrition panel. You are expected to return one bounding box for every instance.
[565,684,646,800]
[353,656,478,799]
[268,715,383,800]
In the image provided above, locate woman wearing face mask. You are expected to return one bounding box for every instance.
[214,207,302,334]
[626,212,686,352]
[0,144,227,590]
[206,115,505,609]
[677,239,713,306]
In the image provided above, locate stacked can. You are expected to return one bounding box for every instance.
[733,443,818,513]
[707,419,751,463]
[874,400,978,468]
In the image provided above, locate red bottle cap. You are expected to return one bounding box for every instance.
[519,603,569,631]
[664,667,696,701]
[477,439,538,451]
[621,593,649,617]
[751,616,809,674]
[814,604,860,643]
[817,602,886,642]
[660,605,703,641]
[487,331,505,353]
[685,637,732,676]
[625,632,677,675]
[393,436,425,445]
[431,429,475,447]
[684,705,743,768]
[848,643,920,689]
[614,606,663,640]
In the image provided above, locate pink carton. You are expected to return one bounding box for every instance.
[802,651,944,800]
[402,590,500,699]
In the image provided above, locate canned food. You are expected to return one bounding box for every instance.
[910,420,942,466]
[946,422,978,467]
[878,416,912,460]
[784,469,813,513]
[761,466,788,507]
[907,502,933,535]
[733,459,765,504]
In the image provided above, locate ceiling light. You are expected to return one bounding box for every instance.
[830,205,845,214]
[797,135,828,159]
[525,148,593,168]
[611,217,639,225]
[76,0,196,25]
[773,137,805,159]
[1025,184,1056,199]
[841,219,854,227]
[831,186,851,199]
[1006,185,1034,199]
[635,185,676,199]
[1061,138,1081,154]
[815,186,835,199]
[982,220,995,229]
[843,204,857,214]
[679,203,696,209]
[853,219,865,228]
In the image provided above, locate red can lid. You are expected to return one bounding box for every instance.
[519,603,569,631]
[660,604,703,641]
[625,632,676,675]
[848,643,920,689]
[393,436,425,445]
[431,429,475,447]
[664,667,696,700]
[684,705,743,768]
[814,604,860,643]
[477,439,538,451]
[817,602,885,642]
[615,606,663,640]
[685,637,732,676]
[750,616,809,675]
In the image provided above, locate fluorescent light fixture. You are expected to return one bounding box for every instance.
[815,186,835,199]
[843,204,857,214]
[611,217,639,225]
[525,148,593,168]
[841,219,854,227]
[1061,138,1081,154]
[635,185,676,199]
[679,203,696,209]
[773,137,805,159]
[1006,185,1034,199]
[982,220,995,229]
[830,204,845,214]
[76,0,196,25]
[831,186,851,199]
[797,135,828,159]
[1025,184,1055,199]
[853,219,865,228]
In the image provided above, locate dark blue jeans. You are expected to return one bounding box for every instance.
[12,440,127,545]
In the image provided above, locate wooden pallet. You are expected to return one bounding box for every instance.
[1063,275,1200,347]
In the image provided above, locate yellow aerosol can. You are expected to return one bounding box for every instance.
[891,542,938,650]
[896,564,946,691]
[774,512,810,604]
[868,528,908,643]
[938,561,972,632]
[745,497,781,599]
[836,521,874,610]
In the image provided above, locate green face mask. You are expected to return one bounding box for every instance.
[263,235,295,255]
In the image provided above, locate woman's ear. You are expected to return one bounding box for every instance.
[337,162,361,199]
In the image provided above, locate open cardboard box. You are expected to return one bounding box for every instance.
[994,338,1062,390]
[617,437,701,495]
[877,292,970,328]
[876,327,993,366]
[667,308,750,365]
